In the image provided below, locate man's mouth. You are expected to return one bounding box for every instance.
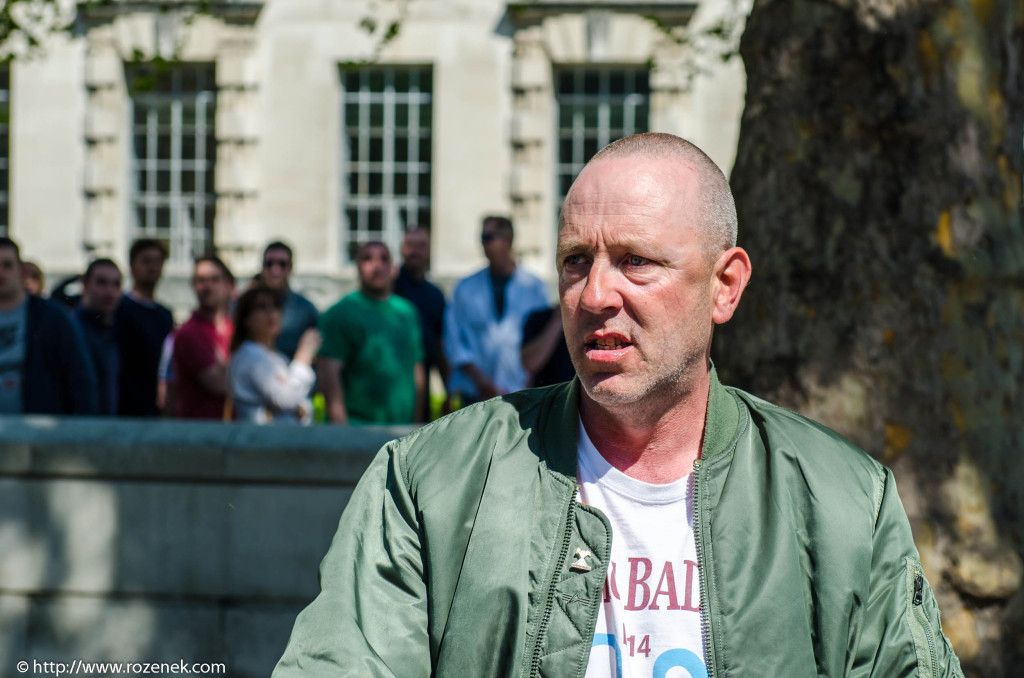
[584,333,632,353]
[587,337,628,350]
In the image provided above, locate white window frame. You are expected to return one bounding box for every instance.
[555,66,650,209]
[340,66,433,265]
[128,64,216,265]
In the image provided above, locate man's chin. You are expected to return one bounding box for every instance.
[579,373,646,407]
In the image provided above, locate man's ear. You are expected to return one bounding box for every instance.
[711,247,752,325]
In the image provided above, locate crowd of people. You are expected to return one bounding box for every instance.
[0,215,574,426]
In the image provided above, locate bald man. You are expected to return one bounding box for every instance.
[275,134,962,678]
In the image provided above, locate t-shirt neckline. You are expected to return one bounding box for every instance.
[577,418,692,505]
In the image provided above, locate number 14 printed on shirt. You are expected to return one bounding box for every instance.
[590,624,708,678]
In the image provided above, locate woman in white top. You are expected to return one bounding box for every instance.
[228,287,321,424]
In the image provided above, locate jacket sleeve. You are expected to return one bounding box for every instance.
[850,468,964,678]
[273,441,431,678]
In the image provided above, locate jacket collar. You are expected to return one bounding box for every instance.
[541,363,739,478]
[702,363,740,462]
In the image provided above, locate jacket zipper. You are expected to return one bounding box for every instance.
[694,459,716,678]
[529,484,578,677]
[912,571,939,674]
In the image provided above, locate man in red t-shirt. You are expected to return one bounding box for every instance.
[173,255,235,419]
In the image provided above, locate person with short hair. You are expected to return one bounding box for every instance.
[21,261,44,296]
[259,241,320,360]
[173,255,235,420]
[317,241,424,424]
[444,215,549,404]
[228,286,321,425]
[394,227,448,420]
[275,134,963,678]
[74,259,124,415]
[115,239,175,417]
[0,237,97,415]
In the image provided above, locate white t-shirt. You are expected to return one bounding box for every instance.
[577,420,708,678]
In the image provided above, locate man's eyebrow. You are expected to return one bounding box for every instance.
[556,237,590,256]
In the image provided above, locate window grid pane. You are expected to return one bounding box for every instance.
[128,64,216,264]
[340,66,432,264]
[554,67,650,212]
[0,67,9,237]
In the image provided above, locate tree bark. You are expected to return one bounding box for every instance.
[715,0,1024,673]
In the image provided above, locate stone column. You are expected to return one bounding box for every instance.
[509,24,554,273]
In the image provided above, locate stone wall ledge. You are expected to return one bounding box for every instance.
[0,416,412,484]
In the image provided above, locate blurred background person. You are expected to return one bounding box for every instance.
[258,241,319,359]
[22,262,44,296]
[521,304,574,388]
[50,274,82,312]
[318,241,424,425]
[115,239,175,417]
[228,287,320,425]
[156,331,176,417]
[73,259,123,415]
[0,238,97,415]
[173,255,235,420]
[394,227,448,420]
[444,215,548,405]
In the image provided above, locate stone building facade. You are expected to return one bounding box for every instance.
[3,0,746,310]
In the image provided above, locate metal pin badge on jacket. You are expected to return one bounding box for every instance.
[570,547,592,572]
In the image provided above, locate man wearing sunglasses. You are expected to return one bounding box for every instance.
[443,215,549,405]
[259,241,320,360]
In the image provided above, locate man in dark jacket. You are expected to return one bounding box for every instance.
[115,239,175,417]
[394,227,448,420]
[74,258,123,415]
[0,237,98,415]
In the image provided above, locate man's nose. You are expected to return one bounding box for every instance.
[579,260,622,314]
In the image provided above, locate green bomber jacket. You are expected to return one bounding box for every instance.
[274,370,963,677]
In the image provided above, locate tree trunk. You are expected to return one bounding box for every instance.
[715,0,1024,673]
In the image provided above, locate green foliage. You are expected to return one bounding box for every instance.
[124,51,175,91]
[1,0,412,64]
[349,0,409,66]
[0,0,192,59]
[643,0,750,80]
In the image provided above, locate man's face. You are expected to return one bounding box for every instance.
[192,261,233,312]
[357,244,392,296]
[130,247,165,287]
[557,156,716,410]
[481,221,512,264]
[0,248,22,302]
[22,265,43,296]
[82,264,123,317]
[401,230,430,273]
[261,248,292,291]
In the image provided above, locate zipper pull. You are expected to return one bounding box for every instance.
[913,573,924,606]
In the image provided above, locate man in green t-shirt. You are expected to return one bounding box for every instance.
[318,241,425,424]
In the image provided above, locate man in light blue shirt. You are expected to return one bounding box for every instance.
[444,216,548,404]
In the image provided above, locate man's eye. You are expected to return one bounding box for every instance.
[627,255,648,266]
[563,254,586,267]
